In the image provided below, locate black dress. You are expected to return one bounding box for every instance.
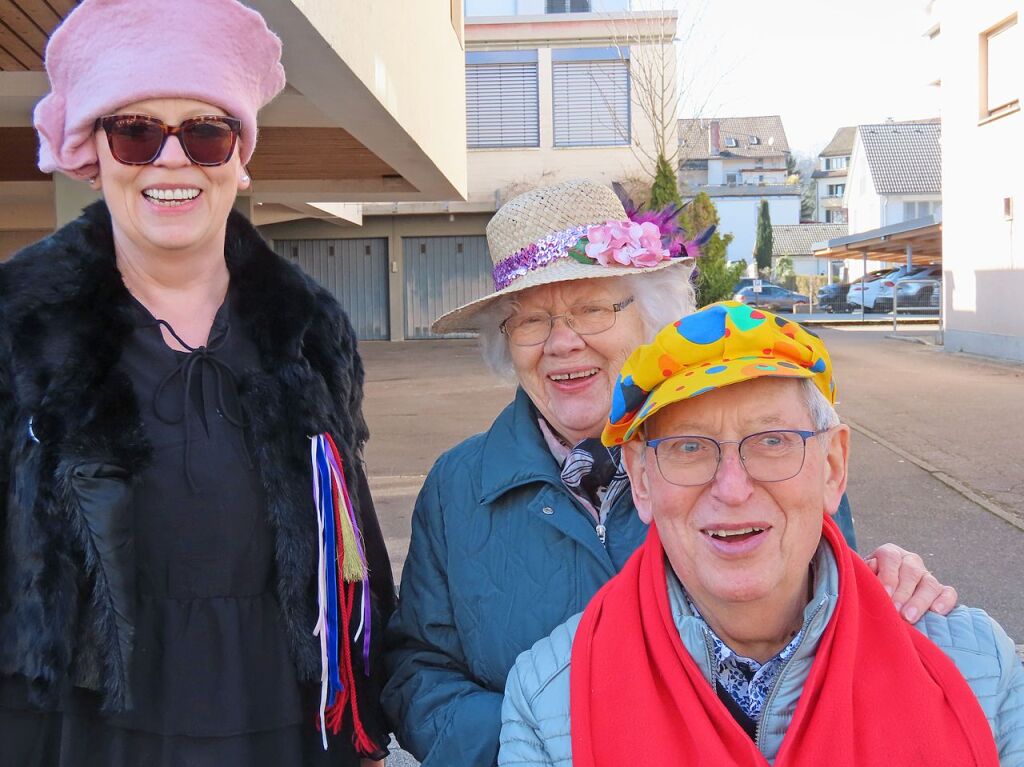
[0,291,360,767]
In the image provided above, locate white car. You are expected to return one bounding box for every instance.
[847,265,927,312]
[894,265,942,311]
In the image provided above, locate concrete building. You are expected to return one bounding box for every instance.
[812,127,854,223]
[928,0,1022,361]
[0,1,469,265]
[261,1,678,340]
[843,119,942,235]
[677,115,801,263]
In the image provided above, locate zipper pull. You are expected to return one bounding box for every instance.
[596,524,607,545]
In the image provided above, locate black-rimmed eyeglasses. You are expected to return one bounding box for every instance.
[646,429,830,486]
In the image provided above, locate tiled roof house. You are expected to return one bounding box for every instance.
[678,115,790,160]
[676,115,800,263]
[772,223,849,257]
[812,126,855,223]
[844,119,942,234]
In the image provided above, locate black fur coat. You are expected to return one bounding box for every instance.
[0,201,395,754]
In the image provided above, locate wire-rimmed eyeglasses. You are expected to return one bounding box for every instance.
[500,296,635,346]
[646,429,830,487]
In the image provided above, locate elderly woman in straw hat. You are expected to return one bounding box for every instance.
[382,179,957,766]
[0,1,393,765]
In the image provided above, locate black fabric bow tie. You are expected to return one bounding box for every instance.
[560,437,626,508]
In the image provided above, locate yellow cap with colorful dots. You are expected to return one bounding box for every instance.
[602,301,836,446]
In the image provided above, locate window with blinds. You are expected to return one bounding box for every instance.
[546,0,592,12]
[466,53,540,149]
[552,54,630,147]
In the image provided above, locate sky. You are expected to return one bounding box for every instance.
[662,0,939,157]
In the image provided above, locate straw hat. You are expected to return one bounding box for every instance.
[431,179,695,334]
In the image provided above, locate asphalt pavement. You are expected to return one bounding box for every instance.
[360,327,1024,766]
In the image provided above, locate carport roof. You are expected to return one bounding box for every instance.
[811,216,942,263]
[0,0,469,215]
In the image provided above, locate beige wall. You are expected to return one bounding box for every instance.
[261,11,678,339]
[0,229,50,261]
[462,13,677,210]
[248,0,467,201]
[935,0,1024,360]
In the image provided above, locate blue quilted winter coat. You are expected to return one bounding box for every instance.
[381,387,856,767]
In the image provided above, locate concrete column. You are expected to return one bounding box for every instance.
[233,195,255,220]
[538,48,554,150]
[906,243,913,269]
[54,173,102,228]
[387,216,404,341]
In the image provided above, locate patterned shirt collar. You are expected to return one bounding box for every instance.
[681,574,812,724]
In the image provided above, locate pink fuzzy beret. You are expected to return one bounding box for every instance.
[34,0,286,180]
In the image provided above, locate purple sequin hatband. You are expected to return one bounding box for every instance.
[491,225,589,291]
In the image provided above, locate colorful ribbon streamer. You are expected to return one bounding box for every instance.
[310,434,376,754]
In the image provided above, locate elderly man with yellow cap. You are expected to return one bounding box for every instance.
[499,302,1024,767]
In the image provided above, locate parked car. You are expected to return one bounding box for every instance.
[848,265,927,312]
[733,284,810,312]
[819,269,894,313]
[894,264,942,311]
[816,282,852,313]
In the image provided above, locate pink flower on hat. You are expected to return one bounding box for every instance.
[584,220,670,268]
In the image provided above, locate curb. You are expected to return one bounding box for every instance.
[884,333,935,346]
[845,418,1024,534]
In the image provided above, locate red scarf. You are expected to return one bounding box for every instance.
[569,516,999,766]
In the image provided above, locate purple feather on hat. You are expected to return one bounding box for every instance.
[612,182,715,260]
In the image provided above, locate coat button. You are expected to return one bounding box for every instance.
[542,506,554,515]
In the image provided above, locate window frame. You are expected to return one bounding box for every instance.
[465,50,541,150]
[979,14,1020,123]
[546,0,592,13]
[551,47,631,148]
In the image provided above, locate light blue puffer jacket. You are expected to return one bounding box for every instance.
[383,388,856,767]
[499,542,1024,766]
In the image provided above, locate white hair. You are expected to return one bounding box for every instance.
[476,267,697,379]
[800,378,841,433]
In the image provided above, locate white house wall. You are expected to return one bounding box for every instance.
[716,196,800,263]
[936,0,1023,361]
[844,134,884,234]
[707,159,725,184]
[883,195,943,225]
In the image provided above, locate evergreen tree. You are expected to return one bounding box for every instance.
[680,192,744,307]
[649,154,683,208]
[800,184,817,221]
[754,199,773,272]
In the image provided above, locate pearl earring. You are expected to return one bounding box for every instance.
[241,174,250,182]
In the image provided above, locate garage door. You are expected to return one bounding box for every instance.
[275,238,389,340]
[403,235,493,339]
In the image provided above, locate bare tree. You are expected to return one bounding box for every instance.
[600,0,728,181]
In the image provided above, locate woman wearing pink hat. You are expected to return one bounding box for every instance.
[0,1,393,765]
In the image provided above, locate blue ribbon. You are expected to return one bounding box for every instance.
[315,437,343,697]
